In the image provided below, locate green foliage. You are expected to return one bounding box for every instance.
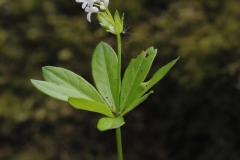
[144,57,179,90]
[31,42,177,131]
[1,0,240,159]
[31,79,81,101]
[119,47,178,115]
[97,117,125,132]
[92,42,118,113]
[31,66,105,103]
[120,57,179,116]
[68,97,114,117]
[120,90,154,116]
[120,47,157,112]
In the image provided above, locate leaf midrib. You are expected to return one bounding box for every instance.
[121,56,144,110]
[45,71,99,101]
[101,47,115,108]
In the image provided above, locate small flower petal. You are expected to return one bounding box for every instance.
[85,6,99,22]
[76,0,108,22]
[87,12,92,22]
[103,0,109,6]
[85,6,99,13]
[82,2,88,9]
[76,0,85,2]
[76,0,88,4]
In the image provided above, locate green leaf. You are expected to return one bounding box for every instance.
[92,42,118,112]
[97,117,125,132]
[31,80,83,101]
[41,66,105,103]
[120,47,157,112]
[68,97,114,118]
[120,90,154,116]
[142,57,179,93]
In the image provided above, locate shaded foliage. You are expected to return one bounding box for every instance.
[0,0,240,159]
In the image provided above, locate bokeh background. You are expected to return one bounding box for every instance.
[1,0,240,159]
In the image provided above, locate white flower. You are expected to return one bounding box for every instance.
[103,0,109,6]
[76,0,109,22]
[76,0,97,9]
[96,0,109,6]
[99,2,106,10]
[85,6,99,22]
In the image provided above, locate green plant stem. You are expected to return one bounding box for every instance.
[116,34,123,160]
[116,127,123,160]
[116,34,121,113]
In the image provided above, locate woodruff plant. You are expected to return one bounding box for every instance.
[31,0,179,159]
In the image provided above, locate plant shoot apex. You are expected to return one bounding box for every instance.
[97,10,124,35]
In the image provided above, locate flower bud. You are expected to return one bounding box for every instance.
[97,12,114,32]
[113,10,124,35]
[97,10,124,35]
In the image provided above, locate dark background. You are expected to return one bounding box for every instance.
[1,0,240,159]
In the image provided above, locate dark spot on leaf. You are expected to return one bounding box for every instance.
[106,97,108,98]
[145,53,149,58]
[145,85,148,87]
[140,70,143,73]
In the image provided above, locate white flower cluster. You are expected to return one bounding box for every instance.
[76,0,109,22]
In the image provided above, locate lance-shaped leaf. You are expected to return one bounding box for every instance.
[120,90,154,117]
[119,47,157,112]
[68,97,114,118]
[120,57,179,115]
[92,42,118,112]
[32,66,105,103]
[141,57,179,93]
[97,117,125,132]
[31,80,86,101]
[128,57,179,99]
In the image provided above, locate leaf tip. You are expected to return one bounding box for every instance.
[30,79,38,84]
[42,66,48,71]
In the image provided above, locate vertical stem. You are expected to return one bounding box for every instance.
[116,127,123,160]
[116,34,123,160]
[116,34,121,113]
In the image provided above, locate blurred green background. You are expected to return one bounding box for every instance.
[1,0,240,159]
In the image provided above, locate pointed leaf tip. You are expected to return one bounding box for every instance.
[144,57,179,91]
[31,79,81,101]
[120,47,157,112]
[41,66,106,103]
